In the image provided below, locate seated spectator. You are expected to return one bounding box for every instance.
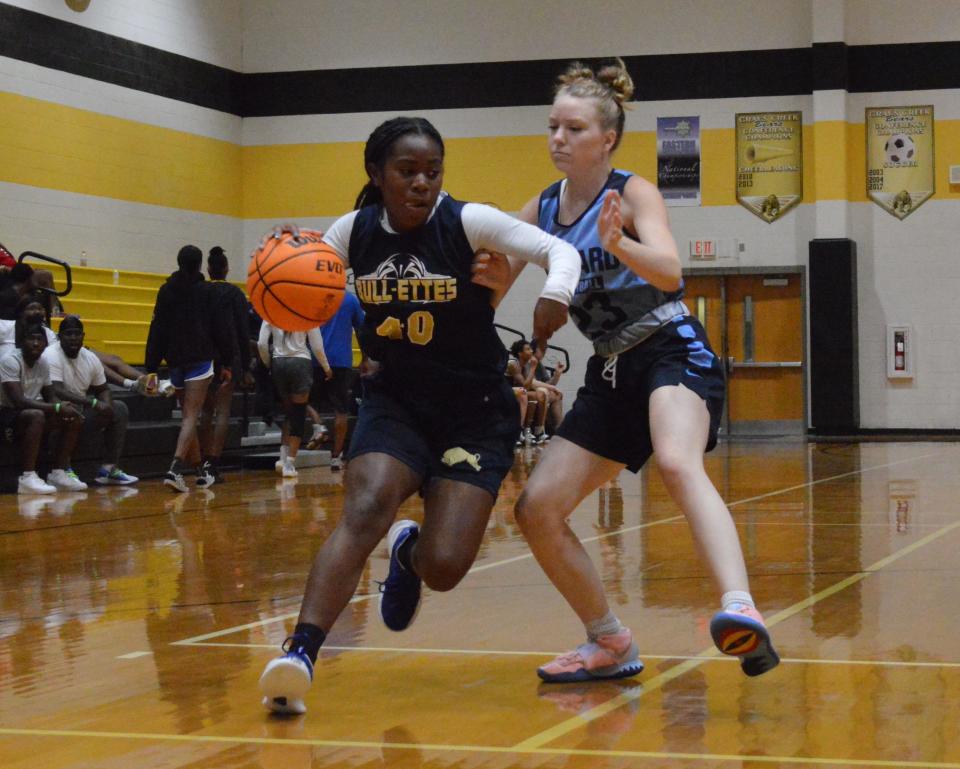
[30,269,66,318]
[1,294,57,360]
[43,315,138,486]
[0,320,84,494]
[2,293,165,395]
[530,339,566,434]
[504,355,528,441]
[0,263,34,320]
[509,339,549,445]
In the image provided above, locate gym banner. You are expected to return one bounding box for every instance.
[866,105,934,220]
[657,116,700,206]
[735,111,802,223]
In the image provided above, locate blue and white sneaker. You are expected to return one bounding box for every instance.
[379,519,422,632]
[259,640,314,715]
[95,466,139,485]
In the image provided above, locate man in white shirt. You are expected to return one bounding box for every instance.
[0,320,84,494]
[43,315,138,485]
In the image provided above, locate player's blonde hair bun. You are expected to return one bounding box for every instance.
[597,59,634,105]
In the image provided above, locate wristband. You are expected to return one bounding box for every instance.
[91,398,98,408]
[55,402,61,414]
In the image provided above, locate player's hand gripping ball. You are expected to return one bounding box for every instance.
[247,223,346,331]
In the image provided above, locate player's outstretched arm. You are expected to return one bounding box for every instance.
[462,202,579,350]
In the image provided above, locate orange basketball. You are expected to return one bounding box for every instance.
[247,228,346,331]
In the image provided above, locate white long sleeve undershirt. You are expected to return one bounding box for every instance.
[322,194,580,305]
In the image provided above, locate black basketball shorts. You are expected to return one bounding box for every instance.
[347,377,521,498]
[557,315,725,472]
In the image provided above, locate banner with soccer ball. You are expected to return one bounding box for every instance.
[735,111,803,223]
[866,106,934,220]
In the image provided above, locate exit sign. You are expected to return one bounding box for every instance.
[689,239,716,259]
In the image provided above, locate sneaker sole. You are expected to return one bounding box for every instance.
[259,658,312,701]
[710,612,780,677]
[537,658,644,684]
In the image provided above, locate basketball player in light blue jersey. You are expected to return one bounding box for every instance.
[475,59,779,682]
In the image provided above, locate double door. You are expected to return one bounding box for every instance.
[683,271,805,436]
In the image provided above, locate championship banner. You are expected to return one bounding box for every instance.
[866,106,934,220]
[735,111,802,223]
[657,116,700,206]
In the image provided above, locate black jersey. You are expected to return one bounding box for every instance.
[348,195,506,394]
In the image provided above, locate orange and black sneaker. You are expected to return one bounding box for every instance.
[710,604,780,677]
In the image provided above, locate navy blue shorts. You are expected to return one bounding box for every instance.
[557,315,724,472]
[347,377,521,498]
[169,360,214,389]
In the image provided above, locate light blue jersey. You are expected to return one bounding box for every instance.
[538,170,686,355]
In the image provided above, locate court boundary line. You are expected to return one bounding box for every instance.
[513,518,960,750]
[1,727,958,768]
[171,450,941,647]
[171,641,960,669]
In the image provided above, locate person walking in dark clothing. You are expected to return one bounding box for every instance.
[145,245,235,492]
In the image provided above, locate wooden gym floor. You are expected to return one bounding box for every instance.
[0,440,958,768]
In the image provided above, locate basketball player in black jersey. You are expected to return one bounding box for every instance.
[258,117,581,715]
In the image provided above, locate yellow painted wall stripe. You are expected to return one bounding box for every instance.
[3,89,959,218]
[0,92,242,216]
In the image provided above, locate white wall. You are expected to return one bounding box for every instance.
[241,0,813,72]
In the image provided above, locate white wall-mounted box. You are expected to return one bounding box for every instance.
[886,324,913,379]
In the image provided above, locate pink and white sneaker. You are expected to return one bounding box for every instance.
[710,603,780,677]
[537,628,644,683]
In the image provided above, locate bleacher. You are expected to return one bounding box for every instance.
[44,265,246,364]
[1,263,359,490]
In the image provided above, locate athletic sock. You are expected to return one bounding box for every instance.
[721,590,756,611]
[291,622,326,664]
[533,426,545,436]
[585,610,625,642]
[279,444,288,463]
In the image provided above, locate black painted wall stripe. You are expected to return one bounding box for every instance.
[0,3,242,114]
[848,42,960,93]
[3,2,960,118]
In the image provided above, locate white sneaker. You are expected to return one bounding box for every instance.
[282,459,298,478]
[47,468,88,491]
[330,455,343,472]
[18,472,57,495]
[274,459,285,475]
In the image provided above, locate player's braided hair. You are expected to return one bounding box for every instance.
[354,117,446,209]
[555,58,634,151]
